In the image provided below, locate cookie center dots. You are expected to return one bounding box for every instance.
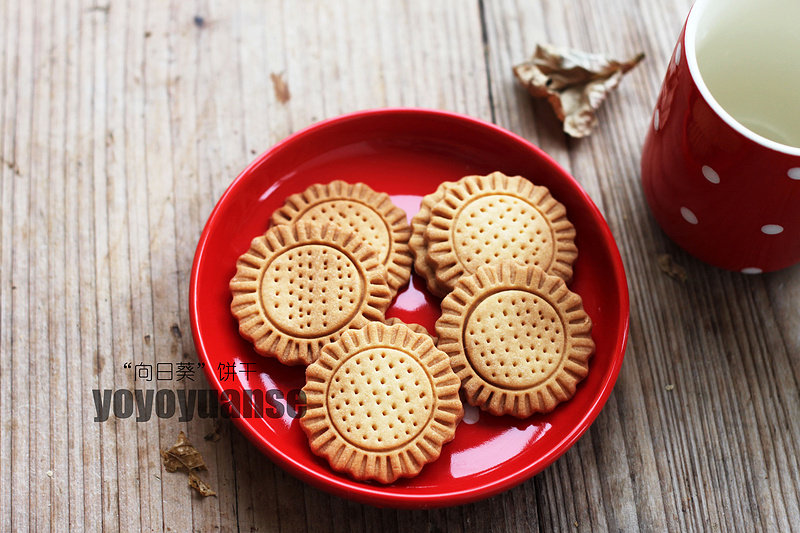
[261,244,363,337]
[452,194,553,273]
[464,290,566,389]
[327,348,434,451]
[300,200,392,265]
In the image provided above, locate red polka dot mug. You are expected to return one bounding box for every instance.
[641,0,800,273]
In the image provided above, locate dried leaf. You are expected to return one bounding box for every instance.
[161,431,207,473]
[513,44,644,137]
[270,72,291,104]
[657,254,688,282]
[162,431,217,497]
[188,471,217,497]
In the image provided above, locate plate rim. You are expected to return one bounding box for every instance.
[189,107,630,508]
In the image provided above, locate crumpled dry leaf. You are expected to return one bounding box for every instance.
[161,431,207,472]
[161,431,216,497]
[513,44,644,137]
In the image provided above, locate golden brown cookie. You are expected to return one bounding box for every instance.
[271,181,412,296]
[300,322,463,484]
[384,317,437,343]
[436,262,594,417]
[409,181,455,298]
[425,172,577,292]
[229,222,392,366]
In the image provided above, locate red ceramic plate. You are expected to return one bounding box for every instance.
[190,108,629,508]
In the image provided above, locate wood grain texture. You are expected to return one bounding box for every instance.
[1,0,799,531]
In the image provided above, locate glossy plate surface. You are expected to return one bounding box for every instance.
[190,108,629,508]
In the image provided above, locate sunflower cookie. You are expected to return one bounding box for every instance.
[436,262,594,417]
[409,181,456,298]
[271,181,413,296]
[229,222,392,366]
[300,322,463,484]
[425,172,577,292]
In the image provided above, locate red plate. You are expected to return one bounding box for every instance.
[190,108,629,508]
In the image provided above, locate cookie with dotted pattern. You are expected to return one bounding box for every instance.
[229,222,392,366]
[271,181,413,296]
[425,172,577,292]
[300,322,463,484]
[436,262,594,417]
[408,181,456,298]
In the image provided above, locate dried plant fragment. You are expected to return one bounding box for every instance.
[162,431,207,472]
[513,44,644,137]
[161,431,216,497]
[657,254,688,282]
[188,471,217,497]
[270,72,291,104]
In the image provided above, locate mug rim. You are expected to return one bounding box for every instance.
[685,0,800,156]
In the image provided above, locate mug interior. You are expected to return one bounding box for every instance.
[686,0,800,155]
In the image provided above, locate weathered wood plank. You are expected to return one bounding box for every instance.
[9,0,34,530]
[45,0,72,529]
[0,0,13,520]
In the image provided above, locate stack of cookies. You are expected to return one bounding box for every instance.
[230,181,416,365]
[409,171,578,296]
[410,172,594,418]
[229,172,594,484]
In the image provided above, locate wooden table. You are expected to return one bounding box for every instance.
[2,0,799,531]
